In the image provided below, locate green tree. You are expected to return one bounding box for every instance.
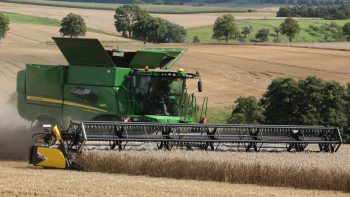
[192,35,200,43]
[132,16,166,43]
[298,76,346,125]
[274,26,281,38]
[280,17,301,42]
[260,78,301,124]
[161,22,186,43]
[0,13,10,42]
[343,22,350,41]
[114,4,145,38]
[255,28,270,42]
[261,76,348,128]
[59,13,86,38]
[297,76,347,127]
[227,96,264,124]
[345,83,350,140]
[212,14,239,43]
[241,26,253,39]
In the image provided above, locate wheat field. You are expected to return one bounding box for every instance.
[1,162,348,196]
[77,145,350,192]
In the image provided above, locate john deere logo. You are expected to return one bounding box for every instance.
[167,119,170,123]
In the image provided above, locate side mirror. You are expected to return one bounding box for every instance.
[198,79,202,92]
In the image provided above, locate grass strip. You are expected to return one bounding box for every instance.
[1,0,253,14]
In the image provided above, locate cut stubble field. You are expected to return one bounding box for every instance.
[1,145,350,196]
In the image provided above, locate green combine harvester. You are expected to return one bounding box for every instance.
[17,38,202,126]
[17,38,342,169]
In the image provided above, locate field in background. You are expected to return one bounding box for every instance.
[13,11,346,45]
[1,0,253,13]
[1,11,114,35]
[0,11,130,44]
[1,44,350,107]
[187,19,350,43]
[0,2,277,32]
[1,12,60,26]
[206,107,231,123]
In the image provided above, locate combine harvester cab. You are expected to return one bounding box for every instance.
[17,38,204,130]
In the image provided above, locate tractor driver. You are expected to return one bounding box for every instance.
[148,79,179,116]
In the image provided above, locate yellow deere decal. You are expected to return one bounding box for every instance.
[36,147,66,169]
[64,101,107,112]
[26,96,62,104]
[26,96,107,113]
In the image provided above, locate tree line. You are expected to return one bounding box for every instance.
[227,76,350,142]
[261,0,347,5]
[53,0,349,6]
[211,15,301,42]
[277,4,350,19]
[114,4,186,43]
[211,14,350,43]
[0,5,186,43]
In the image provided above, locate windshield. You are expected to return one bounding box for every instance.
[134,76,185,116]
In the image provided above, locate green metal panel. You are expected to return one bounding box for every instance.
[130,50,168,69]
[114,68,132,86]
[63,84,117,114]
[17,70,27,119]
[138,48,187,69]
[25,64,66,107]
[53,37,115,67]
[143,115,181,123]
[16,70,25,96]
[17,69,63,124]
[67,66,116,86]
[17,102,63,123]
[116,84,133,115]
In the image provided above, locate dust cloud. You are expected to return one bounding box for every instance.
[0,92,32,160]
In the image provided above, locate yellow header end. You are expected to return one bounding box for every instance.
[53,125,62,142]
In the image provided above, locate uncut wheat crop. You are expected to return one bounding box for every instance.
[77,145,350,192]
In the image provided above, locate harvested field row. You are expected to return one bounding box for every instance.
[78,145,350,192]
[176,44,350,106]
[1,161,347,196]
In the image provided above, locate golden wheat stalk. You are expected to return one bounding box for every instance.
[76,146,350,192]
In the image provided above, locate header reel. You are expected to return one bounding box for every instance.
[29,121,342,169]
